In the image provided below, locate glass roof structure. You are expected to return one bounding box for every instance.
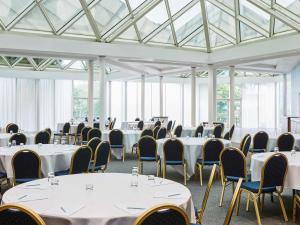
[0,0,299,54]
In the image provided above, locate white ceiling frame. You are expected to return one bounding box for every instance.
[124,0,142,43]
[27,57,38,70]
[35,0,57,34]
[234,0,241,43]
[269,0,275,37]
[105,58,147,75]
[178,26,204,47]
[209,23,235,44]
[1,56,12,68]
[62,60,76,70]
[0,19,5,30]
[37,58,56,71]
[163,0,178,46]
[11,57,23,68]
[199,0,211,52]
[273,3,300,24]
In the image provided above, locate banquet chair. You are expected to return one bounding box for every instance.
[0,203,46,225]
[91,141,111,172]
[135,117,140,121]
[9,133,27,145]
[213,125,223,138]
[219,147,247,207]
[87,137,101,161]
[174,125,183,137]
[80,126,92,145]
[166,120,172,135]
[137,136,160,176]
[293,190,300,223]
[163,138,187,185]
[34,131,50,144]
[224,125,235,140]
[87,128,102,141]
[93,122,100,129]
[55,146,92,176]
[251,131,269,154]
[109,118,116,130]
[131,128,154,158]
[153,126,161,140]
[172,120,176,130]
[133,204,189,225]
[238,153,288,225]
[44,128,52,137]
[194,125,204,137]
[154,120,161,127]
[196,139,224,186]
[277,133,294,151]
[137,120,144,130]
[12,150,41,185]
[109,129,125,162]
[53,122,70,144]
[6,123,18,133]
[239,134,251,157]
[69,122,85,144]
[156,127,167,140]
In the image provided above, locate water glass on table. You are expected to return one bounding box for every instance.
[131,167,139,187]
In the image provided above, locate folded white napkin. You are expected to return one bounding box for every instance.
[153,192,184,199]
[11,193,48,203]
[21,182,51,190]
[143,178,174,187]
[47,204,85,216]
[115,203,147,215]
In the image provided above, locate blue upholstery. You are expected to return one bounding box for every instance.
[190,223,200,225]
[296,190,300,195]
[241,181,276,193]
[227,176,242,182]
[54,169,69,176]
[197,158,219,165]
[111,145,123,148]
[140,156,160,161]
[0,172,7,178]
[252,148,265,153]
[88,163,104,172]
[15,178,37,184]
[165,160,183,165]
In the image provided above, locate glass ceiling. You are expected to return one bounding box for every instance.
[0,0,299,53]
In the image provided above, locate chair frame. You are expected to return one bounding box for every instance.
[0,203,46,225]
[9,133,27,145]
[277,132,295,151]
[69,146,93,174]
[237,153,289,225]
[293,192,300,223]
[251,131,269,155]
[92,141,111,173]
[162,138,187,185]
[34,131,50,144]
[240,134,251,156]
[109,129,125,162]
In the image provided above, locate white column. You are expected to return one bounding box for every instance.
[98,57,107,130]
[141,74,145,121]
[88,60,94,127]
[208,66,216,125]
[283,73,287,116]
[35,79,40,131]
[124,81,128,121]
[181,83,185,125]
[108,80,112,117]
[191,67,196,127]
[229,66,235,127]
[159,75,164,116]
[275,82,278,131]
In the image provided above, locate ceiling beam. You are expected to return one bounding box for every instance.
[199,0,211,52]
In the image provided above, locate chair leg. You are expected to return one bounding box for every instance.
[198,164,203,186]
[183,163,187,186]
[252,193,262,225]
[261,194,265,212]
[219,181,226,207]
[232,182,235,194]
[156,160,161,177]
[141,162,144,174]
[293,195,297,223]
[138,161,141,174]
[277,192,288,222]
[246,193,250,212]
[122,147,125,162]
[163,162,166,179]
[236,189,242,216]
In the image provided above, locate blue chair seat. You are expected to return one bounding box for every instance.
[0,172,7,178]
[55,169,69,176]
[241,181,276,193]
[227,174,251,182]
[197,158,219,165]
[111,145,123,149]
[165,160,183,165]
[252,148,265,153]
[140,155,160,162]
[16,178,37,184]
[88,163,105,172]
[296,190,300,195]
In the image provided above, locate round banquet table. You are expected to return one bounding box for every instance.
[121,121,154,130]
[0,144,78,178]
[251,152,300,190]
[0,132,35,147]
[2,173,196,225]
[157,137,231,178]
[181,127,214,137]
[267,133,300,151]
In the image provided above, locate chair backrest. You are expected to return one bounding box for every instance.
[224,132,230,140]
[70,146,92,174]
[137,121,144,130]
[163,139,184,162]
[135,117,140,121]
[87,137,101,159]
[81,127,92,142]
[138,136,157,159]
[34,131,50,144]
[223,178,243,225]
[198,164,217,224]
[229,124,235,139]
[171,120,176,130]
[156,127,167,139]
[166,120,172,131]
[133,204,189,225]
[62,122,70,134]
[93,122,100,129]
[220,147,246,179]
[213,125,223,138]
[12,150,41,184]
[239,134,251,157]
[109,129,123,146]
[44,128,52,137]
[174,125,183,137]
[202,139,224,162]
[87,128,102,141]
[260,153,288,192]
[277,133,294,151]
[6,123,18,133]
[253,131,269,150]
[141,128,154,137]
[194,125,204,137]
[153,126,160,139]
[154,120,161,127]
[94,141,111,171]
[77,122,85,135]
[9,133,27,145]
[0,204,46,225]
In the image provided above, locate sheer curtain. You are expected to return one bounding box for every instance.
[17,79,37,131]
[242,83,258,128]
[164,83,181,124]
[39,79,55,130]
[259,82,275,128]
[111,81,123,128]
[0,78,16,129]
[55,80,72,124]
[199,84,208,123]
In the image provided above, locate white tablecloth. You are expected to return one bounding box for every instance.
[181,127,214,137]
[0,144,77,178]
[57,123,78,134]
[268,133,300,151]
[157,137,231,177]
[0,132,35,147]
[251,152,300,190]
[2,173,196,225]
[121,121,154,130]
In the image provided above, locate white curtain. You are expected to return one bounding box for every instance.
[55,80,72,124]
[17,79,37,131]
[39,79,55,130]
[259,83,275,129]
[0,78,16,129]
[199,84,208,123]
[164,83,181,125]
[183,83,191,126]
[242,83,258,128]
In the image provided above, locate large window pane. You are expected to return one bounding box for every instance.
[164,83,181,125]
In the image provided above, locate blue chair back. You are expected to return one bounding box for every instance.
[138,136,157,159]
[35,131,50,144]
[137,121,144,130]
[9,133,27,145]
[194,125,204,137]
[6,123,19,133]
[163,139,184,162]
[203,139,224,162]
[253,131,269,150]
[174,125,182,137]
[94,141,110,169]
[109,129,123,146]
[277,133,294,151]
[87,128,101,141]
[62,122,70,134]
[87,137,101,159]
[157,127,167,139]
[70,146,92,174]
[77,122,85,135]
[81,127,92,142]
[213,125,223,138]
[166,120,172,132]
[141,129,153,137]
[240,134,251,157]
[153,126,160,139]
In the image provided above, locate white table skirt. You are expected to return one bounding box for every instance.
[181,127,214,137]
[0,144,77,178]
[157,137,231,177]
[0,132,35,147]
[250,152,300,190]
[2,173,196,225]
[267,134,300,151]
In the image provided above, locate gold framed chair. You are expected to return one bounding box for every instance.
[6,123,18,133]
[34,130,50,144]
[293,190,300,223]
[239,134,251,157]
[91,141,111,172]
[173,125,183,138]
[277,132,295,151]
[250,131,269,155]
[109,129,125,162]
[80,126,92,145]
[131,128,154,158]
[9,133,27,145]
[0,203,46,225]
